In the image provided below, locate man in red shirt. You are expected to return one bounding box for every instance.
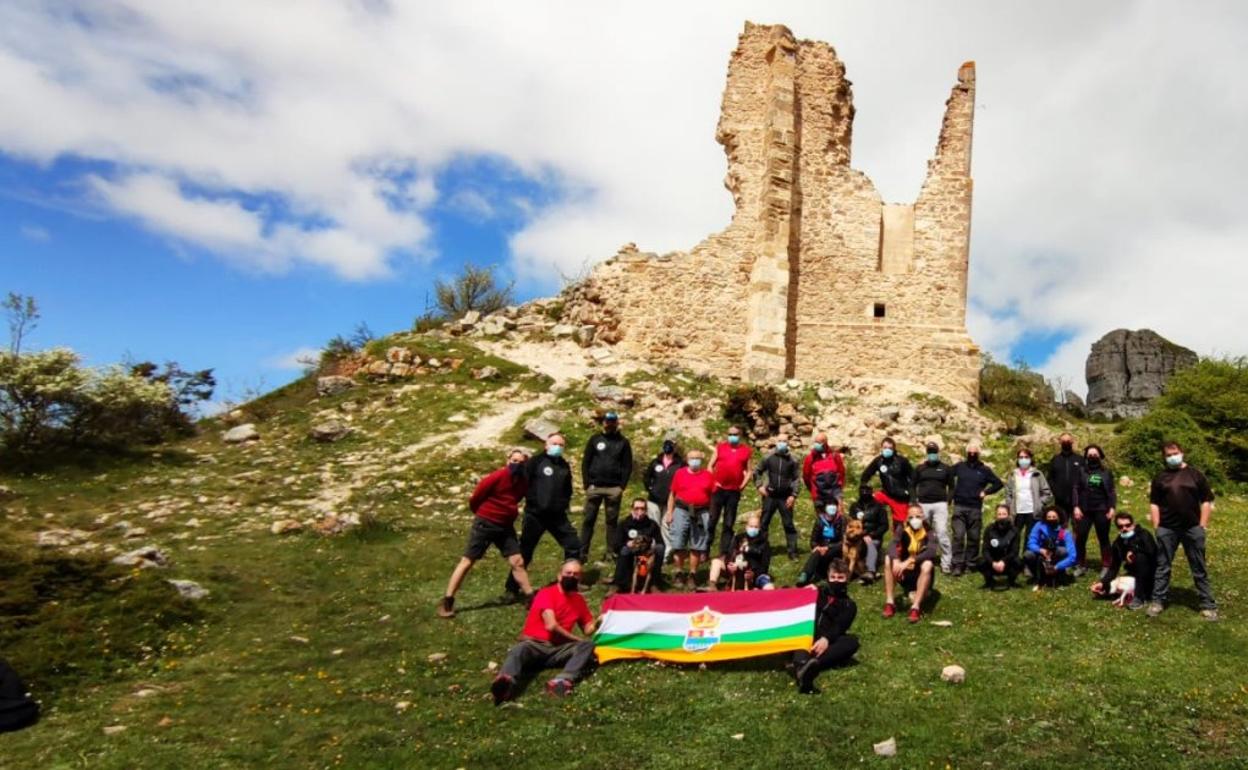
[666,449,716,589]
[438,449,534,618]
[707,426,753,557]
[802,432,847,513]
[491,559,598,703]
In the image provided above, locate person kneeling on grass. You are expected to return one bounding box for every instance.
[1091,512,1157,610]
[796,503,844,587]
[883,504,937,623]
[610,498,665,594]
[491,559,597,705]
[849,485,889,583]
[1024,506,1076,589]
[707,512,774,591]
[978,504,1022,589]
[439,448,534,619]
[790,558,859,694]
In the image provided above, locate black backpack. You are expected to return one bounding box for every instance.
[0,658,39,733]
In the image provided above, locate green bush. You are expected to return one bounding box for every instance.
[723,383,779,431]
[1114,407,1224,483]
[1152,357,1248,481]
[434,263,514,319]
[979,354,1055,434]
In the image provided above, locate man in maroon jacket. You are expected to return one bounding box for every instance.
[439,448,535,618]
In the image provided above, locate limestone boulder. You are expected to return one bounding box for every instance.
[309,419,352,443]
[112,545,170,569]
[316,376,354,397]
[223,424,259,444]
[1085,329,1197,418]
[167,579,210,600]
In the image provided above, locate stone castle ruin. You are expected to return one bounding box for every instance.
[563,22,982,403]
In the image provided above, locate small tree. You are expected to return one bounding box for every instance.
[434,264,514,319]
[3,292,39,354]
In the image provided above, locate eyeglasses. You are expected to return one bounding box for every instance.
[1116,524,1133,531]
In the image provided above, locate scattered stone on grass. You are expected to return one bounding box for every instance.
[873,737,897,757]
[36,528,92,548]
[309,419,352,443]
[941,665,966,684]
[223,424,260,444]
[271,520,304,536]
[316,376,354,397]
[112,545,169,569]
[103,725,127,735]
[167,579,210,600]
[428,652,448,663]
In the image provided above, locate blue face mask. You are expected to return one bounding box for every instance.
[812,442,824,452]
[1165,453,1184,468]
[547,445,563,458]
[1120,529,1135,540]
[824,504,837,516]
[688,458,703,470]
[746,527,760,538]
[927,452,939,463]
[775,442,789,454]
[728,435,740,445]
[1018,457,1031,469]
[882,448,894,459]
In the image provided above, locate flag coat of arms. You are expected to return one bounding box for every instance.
[594,588,816,664]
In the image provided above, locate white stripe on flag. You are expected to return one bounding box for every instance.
[597,604,813,638]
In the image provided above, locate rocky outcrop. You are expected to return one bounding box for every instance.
[1085,329,1197,418]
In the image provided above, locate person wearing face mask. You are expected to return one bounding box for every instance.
[848,485,889,582]
[950,442,1004,577]
[579,411,634,564]
[707,512,774,590]
[859,438,914,534]
[610,498,665,594]
[978,504,1022,588]
[643,438,685,556]
[790,558,859,694]
[752,435,803,559]
[1003,447,1053,563]
[439,448,534,618]
[883,504,938,623]
[1046,432,1086,524]
[1147,441,1217,620]
[802,432,847,512]
[911,441,955,575]
[1024,506,1077,587]
[1092,512,1156,610]
[666,449,716,589]
[503,433,581,600]
[707,426,753,558]
[796,503,845,587]
[491,559,597,705]
[1071,444,1117,578]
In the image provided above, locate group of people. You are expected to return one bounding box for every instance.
[436,413,1219,700]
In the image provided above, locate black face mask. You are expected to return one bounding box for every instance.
[508,462,525,479]
[1087,457,1101,468]
[1061,442,1073,453]
[829,581,848,598]
[559,576,579,592]
[662,441,675,454]
[967,453,980,463]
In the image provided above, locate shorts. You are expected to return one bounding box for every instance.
[900,560,936,592]
[463,517,521,560]
[670,504,709,552]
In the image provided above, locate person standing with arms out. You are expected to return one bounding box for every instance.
[1147,441,1218,621]
[803,432,847,513]
[1047,432,1086,524]
[949,442,1003,577]
[1003,447,1053,561]
[859,437,914,538]
[579,411,633,564]
[752,434,802,559]
[439,449,534,618]
[707,426,752,558]
[642,438,684,556]
[666,449,716,590]
[911,441,955,575]
[1072,444,1116,578]
[504,433,580,599]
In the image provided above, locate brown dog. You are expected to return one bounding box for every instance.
[842,518,867,579]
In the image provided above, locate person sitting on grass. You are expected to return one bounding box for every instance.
[978,504,1022,589]
[796,502,844,587]
[707,512,774,591]
[1091,512,1157,610]
[1024,506,1077,589]
[439,448,534,618]
[883,504,938,623]
[610,498,665,595]
[790,558,859,694]
[491,559,597,705]
[848,485,889,583]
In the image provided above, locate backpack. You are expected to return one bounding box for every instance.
[0,658,39,733]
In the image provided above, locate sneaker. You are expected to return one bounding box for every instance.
[940,566,952,576]
[1146,602,1165,618]
[1127,597,1147,611]
[861,572,876,586]
[882,603,896,619]
[546,677,574,697]
[796,659,819,694]
[951,566,964,577]
[490,674,515,706]
[437,596,455,619]
[907,608,922,624]
[522,592,536,608]
[1072,565,1088,578]
[1201,609,1220,622]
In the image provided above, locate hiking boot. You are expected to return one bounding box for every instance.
[908,608,922,624]
[1073,565,1088,578]
[437,596,455,619]
[546,678,574,697]
[1146,602,1165,618]
[861,572,876,586]
[882,602,896,619]
[796,659,819,694]
[1201,609,1220,622]
[951,566,964,577]
[490,674,515,706]
[1128,597,1147,611]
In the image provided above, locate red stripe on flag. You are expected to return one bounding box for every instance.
[600,586,815,614]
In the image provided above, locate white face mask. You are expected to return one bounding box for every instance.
[908,517,924,530]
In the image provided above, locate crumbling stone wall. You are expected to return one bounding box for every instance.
[564,22,981,403]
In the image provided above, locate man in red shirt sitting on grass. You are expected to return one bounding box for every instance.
[491,559,598,704]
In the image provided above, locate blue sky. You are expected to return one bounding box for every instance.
[2,1,1245,405]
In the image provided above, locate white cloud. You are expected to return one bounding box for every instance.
[19,223,49,242]
[1,1,1245,388]
[447,189,495,222]
[268,346,322,371]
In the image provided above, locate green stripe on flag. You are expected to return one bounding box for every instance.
[597,619,812,651]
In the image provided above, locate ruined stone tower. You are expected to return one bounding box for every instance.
[563,22,982,403]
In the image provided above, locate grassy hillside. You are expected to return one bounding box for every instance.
[1,336,1245,768]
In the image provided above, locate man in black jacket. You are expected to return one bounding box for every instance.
[949,442,1004,576]
[790,558,859,694]
[579,411,633,563]
[911,441,954,575]
[610,498,665,593]
[1092,512,1156,610]
[505,433,580,597]
[707,512,774,590]
[848,485,889,581]
[859,437,914,535]
[751,435,802,559]
[978,504,1021,588]
[1046,432,1086,524]
[642,439,683,556]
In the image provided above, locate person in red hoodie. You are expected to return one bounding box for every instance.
[803,432,847,513]
[438,448,534,618]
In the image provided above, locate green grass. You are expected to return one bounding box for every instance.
[2,341,1247,768]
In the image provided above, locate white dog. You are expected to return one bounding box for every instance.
[1109,576,1136,608]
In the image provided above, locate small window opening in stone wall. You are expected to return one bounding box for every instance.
[873,303,886,319]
